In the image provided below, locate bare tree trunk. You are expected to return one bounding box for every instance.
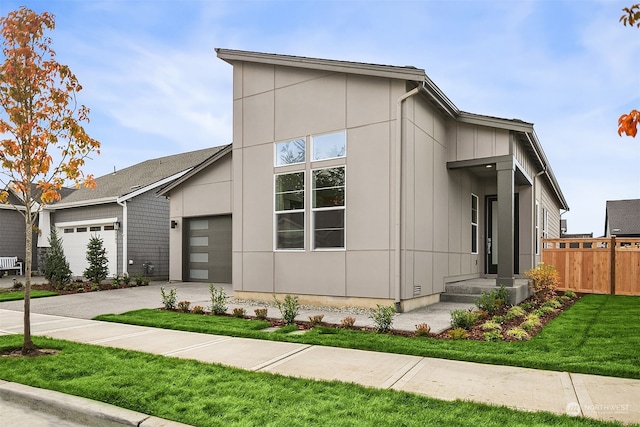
[22,208,36,354]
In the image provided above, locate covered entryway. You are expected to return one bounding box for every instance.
[55,218,118,278]
[486,194,519,274]
[184,215,231,283]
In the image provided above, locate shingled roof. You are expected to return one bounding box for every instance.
[605,199,640,237]
[55,146,227,205]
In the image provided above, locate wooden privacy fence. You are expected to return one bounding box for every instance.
[542,237,640,295]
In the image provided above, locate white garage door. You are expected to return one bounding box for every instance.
[56,219,118,279]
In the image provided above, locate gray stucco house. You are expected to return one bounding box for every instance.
[159,49,569,310]
[32,146,225,279]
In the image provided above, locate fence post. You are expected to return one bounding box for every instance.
[610,236,616,295]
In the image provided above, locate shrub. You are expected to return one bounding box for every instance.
[122,273,131,285]
[369,304,395,333]
[340,316,356,328]
[254,308,268,320]
[414,323,431,337]
[506,327,529,341]
[84,236,109,284]
[492,315,505,324]
[177,301,191,313]
[450,309,480,330]
[538,306,556,315]
[448,328,468,340]
[476,285,509,316]
[519,302,534,310]
[483,330,502,342]
[12,281,24,290]
[43,228,72,289]
[542,299,562,309]
[232,307,246,318]
[559,295,571,302]
[112,277,120,288]
[505,305,525,321]
[134,274,144,286]
[308,314,324,327]
[209,284,228,315]
[496,284,510,305]
[160,287,177,310]
[521,313,541,331]
[481,320,502,331]
[91,284,99,292]
[191,305,205,314]
[525,262,559,302]
[563,290,577,299]
[273,294,300,325]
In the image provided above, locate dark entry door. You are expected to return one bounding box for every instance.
[485,195,519,274]
[184,215,232,283]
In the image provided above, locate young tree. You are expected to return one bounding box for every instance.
[618,4,640,138]
[84,236,109,285]
[43,228,72,290]
[0,7,100,354]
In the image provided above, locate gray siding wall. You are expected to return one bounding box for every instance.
[0,209,37,270]
[50,203,123,274]
[127,191,170,279]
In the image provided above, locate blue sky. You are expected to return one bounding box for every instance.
[1,0,639,235]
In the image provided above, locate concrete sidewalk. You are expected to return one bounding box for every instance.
[1,308,639,425]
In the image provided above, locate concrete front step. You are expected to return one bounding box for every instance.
[439,293,480,304]
[441,279,531,305]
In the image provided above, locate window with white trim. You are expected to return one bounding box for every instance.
[275,138,306,166]
[535,202,540,255]
[542,207,549,240]
[275,172,305,250]
[312,131,346,161]
[471,194,478,254]
[312,166,345,249]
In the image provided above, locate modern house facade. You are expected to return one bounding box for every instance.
[161,49,568,310]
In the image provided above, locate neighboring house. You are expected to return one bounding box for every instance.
[560,219,593,238]
[159,49,569,310]
[604,199,640,237]
[34,146,226,279]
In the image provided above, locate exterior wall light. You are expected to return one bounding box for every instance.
[171,220,178,229]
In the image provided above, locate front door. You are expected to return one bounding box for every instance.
[485,195,519,274]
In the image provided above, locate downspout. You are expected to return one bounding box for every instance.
[394,85,421,312]
[116,199,128,277]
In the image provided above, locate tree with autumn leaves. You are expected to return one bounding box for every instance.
[0,7,100,354]
[618,4,640,137]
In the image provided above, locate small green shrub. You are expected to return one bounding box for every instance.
[191,305,205,314]
[340,316,356,328]
[122,273,131,285]
[496,284,510,304]
[111,277,120,288]
[450,309,480,330]
[525,262,559,301]
[43,228,72,289]
[560,295,571,302]
[448,328,468,340]
[481,320,502,331]
[543,299,562,309]
[521,313,541,331]
[505,305,525,320]
[210,284,228,315]
[563,290,577,299]
[308,314,324,327]
[91,284,99,292]
[134,274,144,286]
[538,306,556,315]
[12,281,24,290]
[160,287,177,310]
[232,307,246,318]
[369,304,395,333]
[492,315,505,324]
[506,327,529,341]
[476,285,509,316]
[254,308,268,320]
[414,323,431,337]
[177,301,191,313]
[519,302,534,310]
[483,330,502,341]
[274,294,300,325]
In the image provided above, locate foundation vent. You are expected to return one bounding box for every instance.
[413,284,422,296]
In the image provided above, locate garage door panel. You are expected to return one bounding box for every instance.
[186,215,231,283]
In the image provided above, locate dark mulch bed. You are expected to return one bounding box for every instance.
[30,281,149,295]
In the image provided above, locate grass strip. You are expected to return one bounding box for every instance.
[0,289,59,302]
[95,294,640,379]
[0,335,622,427]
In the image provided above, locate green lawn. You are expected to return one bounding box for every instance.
[0,289,58,302]
[0,335,623,427]
[95,294,640,379]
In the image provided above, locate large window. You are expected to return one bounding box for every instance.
[275,138,306,166]
[312,167,345,249]
[312,131,346,161]
[275,172,305,249]
[471,194,478,254]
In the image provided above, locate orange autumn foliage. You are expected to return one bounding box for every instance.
[618,4,640,138]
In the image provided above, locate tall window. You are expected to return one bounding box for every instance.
[535,202,540,255]
[275,172,305,249]
[312,167,345,249]
[471,194,478,254]
[542,207,549,240]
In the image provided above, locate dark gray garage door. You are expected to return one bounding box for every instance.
[184,215,232,283]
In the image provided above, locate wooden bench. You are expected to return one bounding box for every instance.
[0,256,23,276]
